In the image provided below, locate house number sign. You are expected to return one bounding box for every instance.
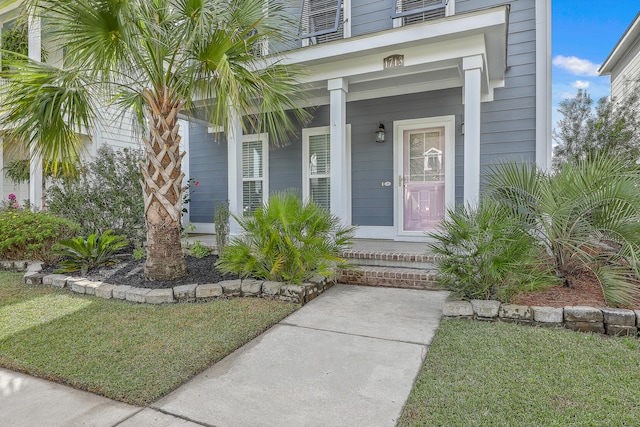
[384,54,404,69]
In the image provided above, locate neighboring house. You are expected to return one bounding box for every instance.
[186,0,552,241]
[0,1,140,208]
[599,12,640,104]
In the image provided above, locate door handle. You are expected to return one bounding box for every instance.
[399,175,404,187]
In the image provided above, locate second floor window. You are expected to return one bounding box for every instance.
[393,0,446,26]
[300,0,344,45]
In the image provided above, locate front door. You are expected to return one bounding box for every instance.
[395,117,454,238]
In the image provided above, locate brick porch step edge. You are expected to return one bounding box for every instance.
[338,265,439,290]
[339,250,441,264]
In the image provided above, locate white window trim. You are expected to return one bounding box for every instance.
[302,125,351,208]
[393,0,454,28]
[393,116,455,240]
[242,133,269,212]
[301,0,350,47]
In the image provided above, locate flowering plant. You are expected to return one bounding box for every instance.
[1,194,21,211]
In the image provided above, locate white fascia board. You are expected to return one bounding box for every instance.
[299,35,487,84]
[599,12,640,75]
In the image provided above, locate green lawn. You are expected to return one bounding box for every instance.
[0,271,296,405]
[400,319,640,426]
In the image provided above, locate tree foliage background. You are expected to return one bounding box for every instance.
[553,84,640,170]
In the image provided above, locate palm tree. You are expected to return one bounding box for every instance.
[0,0,309,280]
[486,157,640,307]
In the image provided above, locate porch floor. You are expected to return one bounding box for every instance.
[185,235,430,257]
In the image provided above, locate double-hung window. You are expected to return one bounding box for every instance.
[302,128,331,210]
[300,0,344,46]
[392,0,448,26]
[242,134,269,215]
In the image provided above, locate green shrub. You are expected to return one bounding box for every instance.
[133,247,146,260]
[216,191,355,284]
[486,157,640,307]
[0,209,79,263]
[53,230,128,275]
[428,201,558,302]
[46,145,145,244]
[188,240,212,259]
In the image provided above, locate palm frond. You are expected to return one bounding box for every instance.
[0,60,96,176]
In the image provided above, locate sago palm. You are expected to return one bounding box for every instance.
[486,156,640,307]
[0,0,309,280]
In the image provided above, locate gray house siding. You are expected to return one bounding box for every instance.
[457,0,538,180]
[268,109,331,195]
[351,0,394,37]
[188,123,228,223]
[188,0,541,229]
[348,89,463,226]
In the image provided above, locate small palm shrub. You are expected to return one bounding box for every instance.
[216,191,355,284]
[486,156,640,307]
[0,209,79,263]
[53,230,128,275]
[428,201,558,301]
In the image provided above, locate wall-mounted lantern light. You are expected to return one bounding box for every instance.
[375,122,386,143]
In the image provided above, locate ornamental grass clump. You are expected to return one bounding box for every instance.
[216,191,355,284]
[428,201,558,301]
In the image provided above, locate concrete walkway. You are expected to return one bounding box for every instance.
[0,285,448,427]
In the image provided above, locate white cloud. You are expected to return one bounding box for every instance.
[572,80,590,89]
[553,55,600,76]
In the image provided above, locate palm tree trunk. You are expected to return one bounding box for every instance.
[141,87,187,280]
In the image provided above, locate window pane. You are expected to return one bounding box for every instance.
[309,134,330,175]
[243,181,263,215]
[243,140,263,179]
[301,0,343,41]
[310,177,330,210]
[407,129,444,183]
[397,0,444,14]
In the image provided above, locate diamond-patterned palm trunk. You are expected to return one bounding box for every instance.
[141,87,187,280]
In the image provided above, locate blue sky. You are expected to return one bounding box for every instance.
[552,2,639,128]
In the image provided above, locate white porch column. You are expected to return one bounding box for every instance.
[535,0,552,171]
[28,15,43,210]
[462,55,483,206]
[227,110,243,237]
[328,77,350,225]
[0,137,3,200]
[178,119,190,227]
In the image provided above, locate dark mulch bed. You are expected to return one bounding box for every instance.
[512,269,610,309]
[42,255,238,290]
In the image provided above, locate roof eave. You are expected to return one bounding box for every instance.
[598,12,640,76]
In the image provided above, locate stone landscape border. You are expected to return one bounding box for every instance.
[444,299,640,337]
[1,260,333,305]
